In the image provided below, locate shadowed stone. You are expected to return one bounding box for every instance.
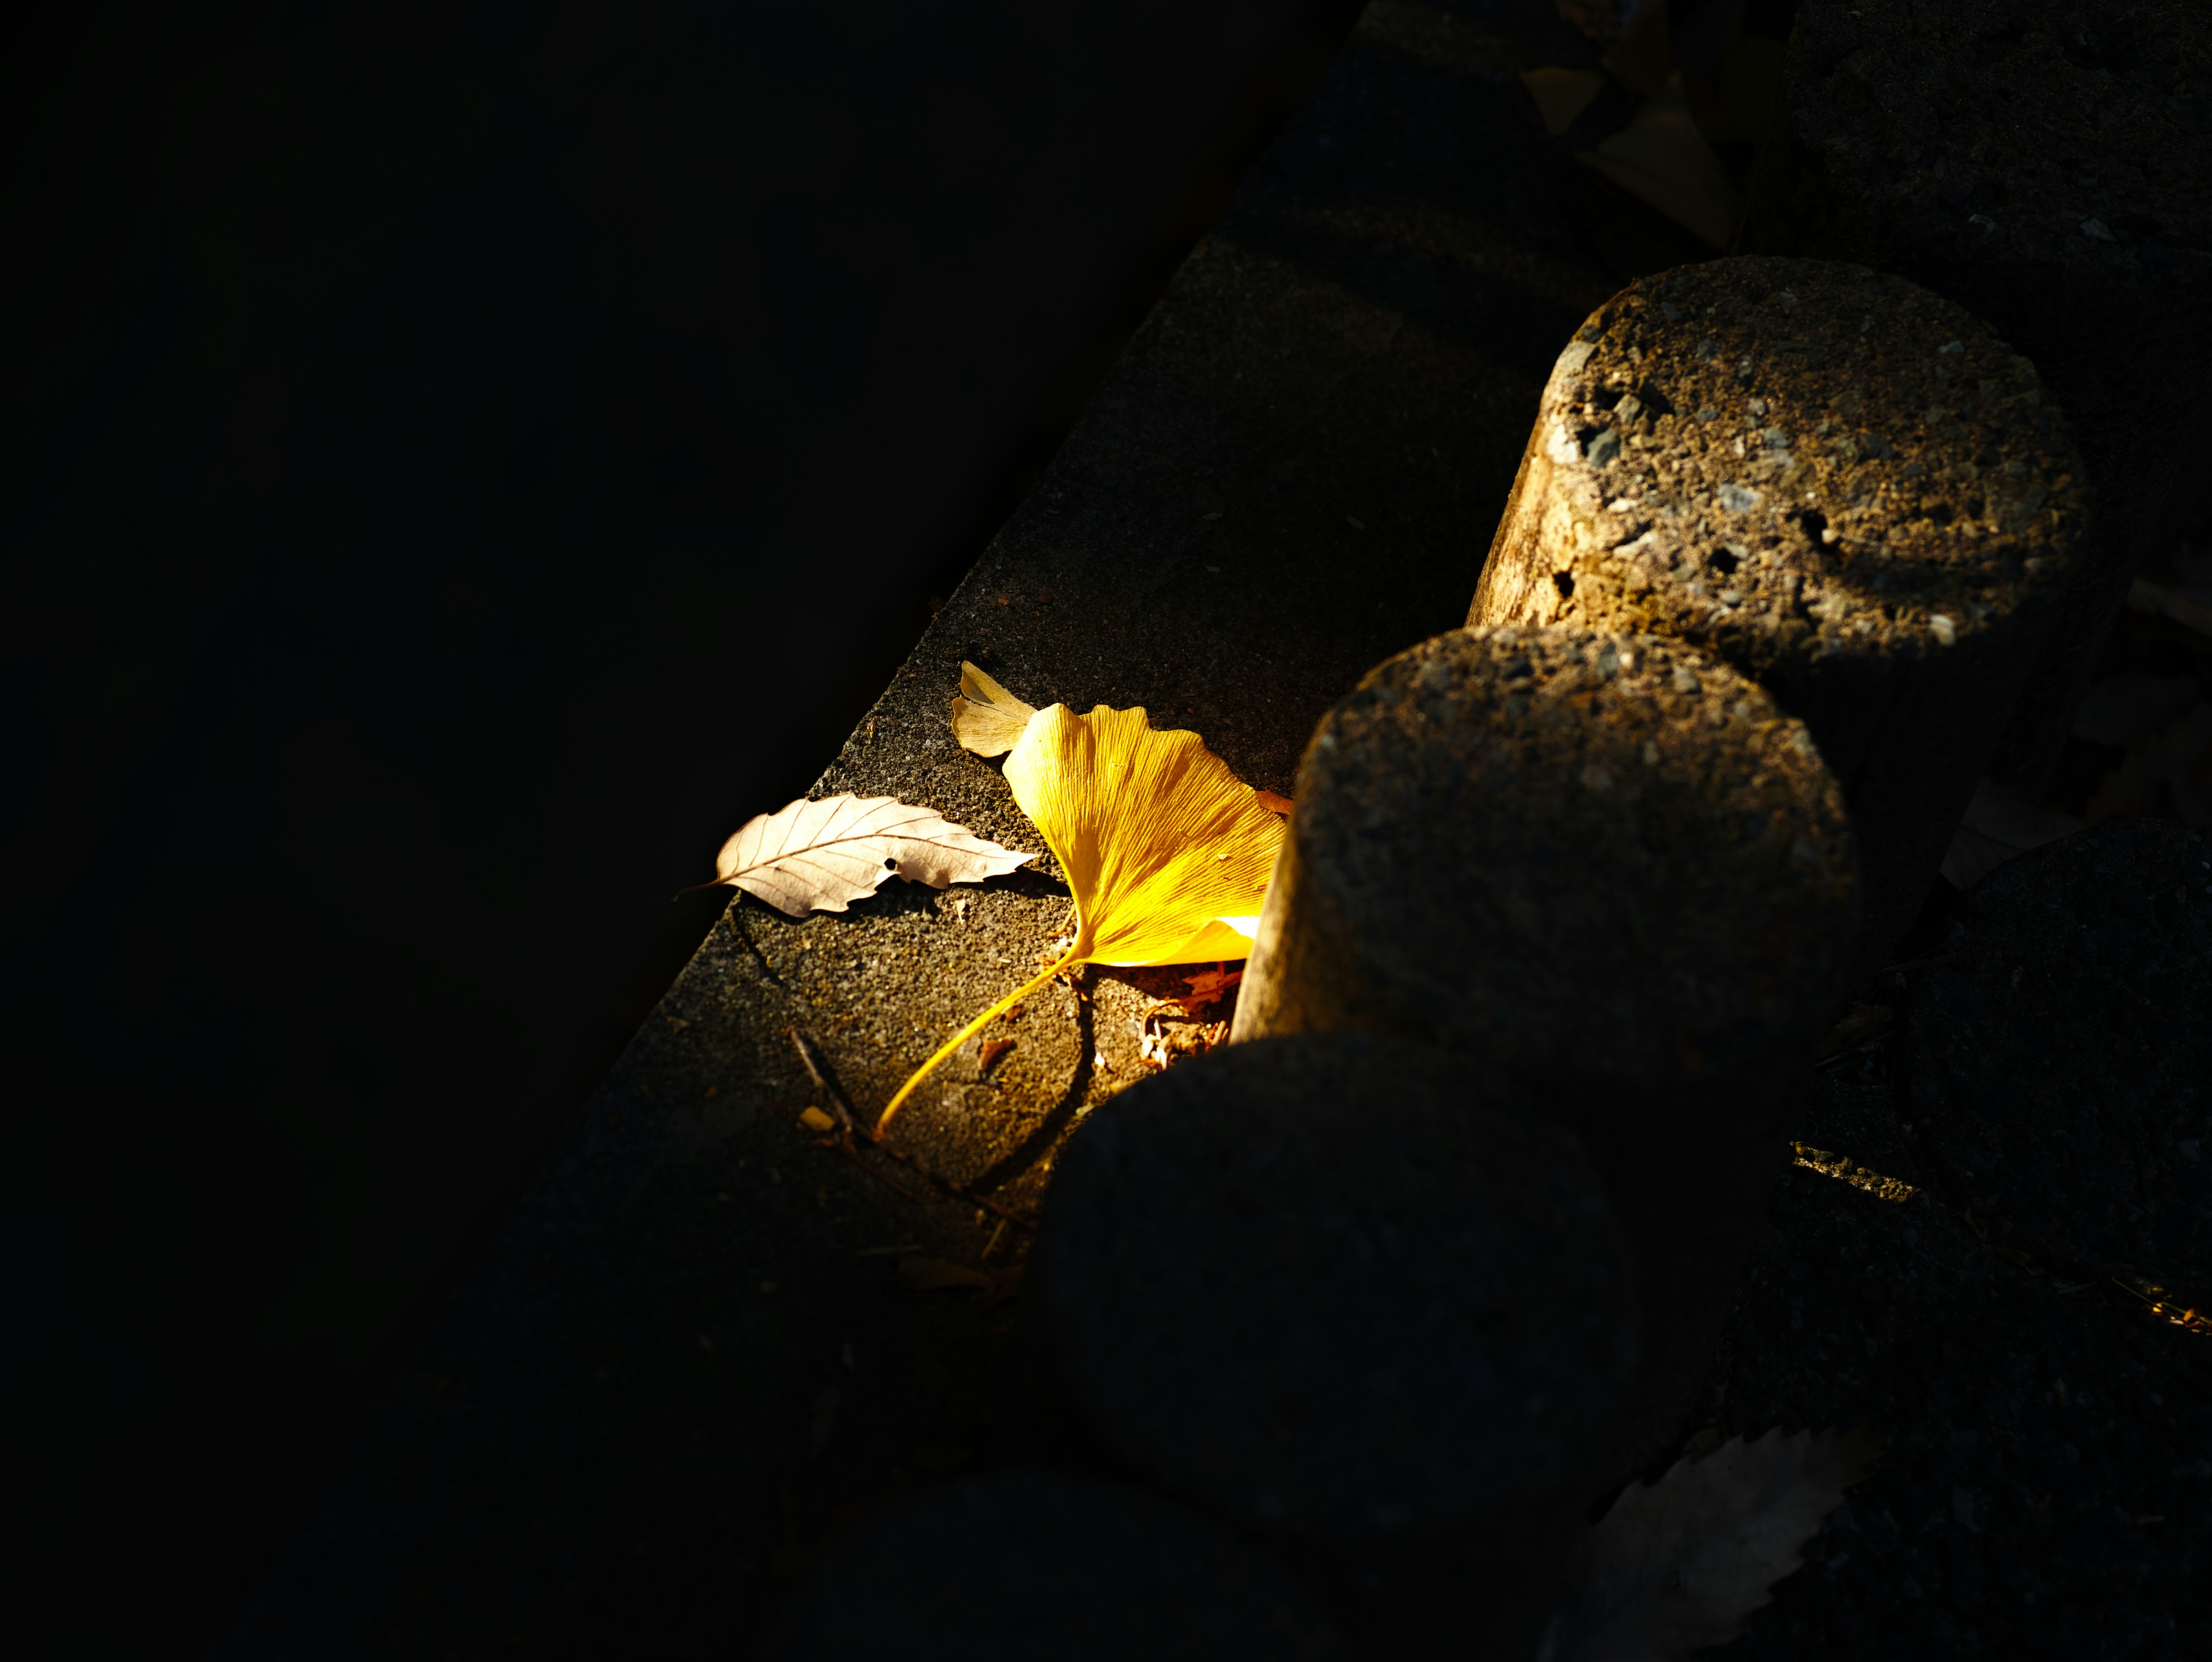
[1470,256,2089,976]
[761,1467,1349,1661]
[1741,0,2212,791]
[1232,626,1857,1487]
[1899,817,2212,1300]
[1034,1032,1635,1660]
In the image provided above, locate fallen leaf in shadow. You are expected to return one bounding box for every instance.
[704,794,1032,916]
[1940,776,2083,889]
[2088,701,2212,827]
[1524,66,1608,136]
[979,1038,1016,1076]
[1577,73,1739,249]
[950,660,1039,757]
[1543,1428,1880,1661]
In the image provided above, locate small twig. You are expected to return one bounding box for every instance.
[875,1144,1038,1233]
[790,1027,863,1142]
[789,1025,1036,1232]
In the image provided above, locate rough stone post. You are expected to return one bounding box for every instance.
[1738,0,2211,790]
[1032,1032,1639,1660]
[763,1468,1349,1661]
[1231,627,1859,1486]
[1470,256,2088,975]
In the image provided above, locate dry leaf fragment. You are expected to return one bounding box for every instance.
[950,660,1039,756]
[1939,775,2083,889]
[1523,66,1607,136]
[1577,74,1739,249]
[1544,1428,1880,1662]
[1255,788,1295,815]
[1177,966,1244,1014]
[2086,700,2212,828]
[2128,576,2212,638]
[876,671,1285,1136]
[707,793,1032,917]
[896,1256,1022,1304]
[797,1106,837,1133]
[979,1038,1016,1076]
[896,1256,993,1292]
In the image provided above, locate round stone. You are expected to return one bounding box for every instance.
[761,1468,1349,1661]
[1472,256,2087,971]
[1034,1032,1637,1657]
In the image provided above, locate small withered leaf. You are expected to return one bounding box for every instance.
[950,660,1039,756]
[1544,1427,1880,1661]
[708,793,1032,917]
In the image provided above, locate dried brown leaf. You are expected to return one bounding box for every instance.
[1816,1001,1891,1059]
[979,1037,1016,1076]
[950,660,1039,756]
[896,1256,992,1292]
[1523,66,1607,136]
[1544,1428,1880,1662]
[2128,576,2212,638]
[1577,74,1739,248]
[2086,701,2212,828]
[709,794,1032,917]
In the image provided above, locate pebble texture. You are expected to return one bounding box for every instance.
[1745,0,2212,790]
[761,1468,1350,1661]
[1469,256,2088,976]
[1899,818,2212,1302]
[1033,1032,1635,1660]
[1233,624,1857,1487]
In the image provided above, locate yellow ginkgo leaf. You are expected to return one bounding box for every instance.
[950,660,1039,756]
[874,690,1285,1138]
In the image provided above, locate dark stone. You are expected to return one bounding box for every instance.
[1034,1032,1635,1659]
[761,1468,1349,1661]
[1472,256,2090,977]
[1896,817,2212,1299]
[1233,626,1856,1487]
[1744,0,2212,792]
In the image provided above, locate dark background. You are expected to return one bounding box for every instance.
[1,2,1366,1653]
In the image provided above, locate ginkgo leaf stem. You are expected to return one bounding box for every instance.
[873,949,1082,1140]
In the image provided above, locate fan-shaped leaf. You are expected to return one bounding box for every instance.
[873,672,1284,1137]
